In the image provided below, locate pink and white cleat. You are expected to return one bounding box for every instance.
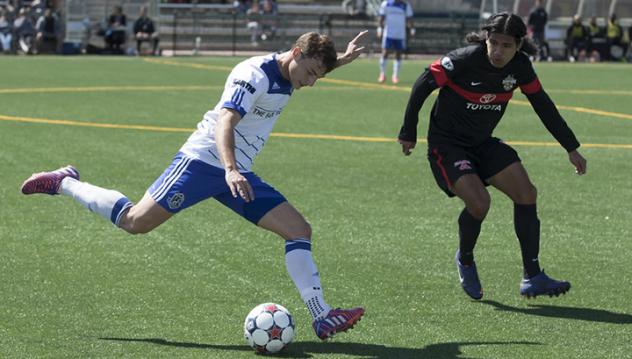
[21,165,80,195]
[312,307,365,340]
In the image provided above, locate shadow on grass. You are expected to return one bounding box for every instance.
[481,300,632,324]
[99,337,540,358]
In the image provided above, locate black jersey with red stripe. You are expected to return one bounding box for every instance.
[400,43,580,151]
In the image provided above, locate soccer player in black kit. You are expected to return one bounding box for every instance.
[398,13,587,300]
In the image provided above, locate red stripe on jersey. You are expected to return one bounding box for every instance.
[432,148,452,188]
[429,58,513,104]
[520,78,542,95]
[429,59,449,87]
[445,82,513,104]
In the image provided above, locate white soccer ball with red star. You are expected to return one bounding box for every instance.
[244,303,295,354]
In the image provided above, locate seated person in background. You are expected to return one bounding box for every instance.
[246,1,261,45]
[259,0,278,41]
[133,5,159,55]
[605,13,626,61]
[105,5,127,54]
[0,9,12,54]
[34,8,58,54]
[586,16,604,62]
[13,7,35,54]
[565,15,589,62]
[629,26,632,61]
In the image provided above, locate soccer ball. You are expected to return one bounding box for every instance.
[244,303,295,354]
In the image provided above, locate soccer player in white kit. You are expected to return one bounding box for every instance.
[377,0,413,84]
[21,31,368,340]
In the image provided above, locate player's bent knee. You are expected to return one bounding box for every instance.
[123,220,157,235]
[468,197,491,219]
[118,213,159,235]
[284,220,311,241]
[515,184,537,204]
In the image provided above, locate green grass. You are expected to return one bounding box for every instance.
[1,55,631,358]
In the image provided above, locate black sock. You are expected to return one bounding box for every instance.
[458,208,482,265]
[514,203,542,278]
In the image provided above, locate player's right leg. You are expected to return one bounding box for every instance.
[21,165,172,233]
[117,193,172,234]
[428,145,489,300]
[378,47,389,83]
[257,201,364,340]
[21,165,138,227]
[450,175,489,300]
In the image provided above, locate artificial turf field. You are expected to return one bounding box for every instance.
[1,55,631,358]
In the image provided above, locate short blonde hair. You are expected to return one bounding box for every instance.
[294,32,338,73]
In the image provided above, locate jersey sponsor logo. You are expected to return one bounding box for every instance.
[466,102,502,111]
[167,192,185,209]
[232,79,256,94]
[441,56,454,71]
[454,160,472,171]
[479,93,496,103]
[252,106,283,119]
[502,74,517,91]
[470,81,482,86]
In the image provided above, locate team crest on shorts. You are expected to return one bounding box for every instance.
[502,74,517,91]
[454,160,472,171]
[168,192,185,209]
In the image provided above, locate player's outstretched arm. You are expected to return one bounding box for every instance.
[335,30,368,68]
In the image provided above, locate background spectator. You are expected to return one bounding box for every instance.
[0,9,12,54]
[565,14,589,62]
[259,0,277,41]
[34,7,59,54]
[133,5,159,55]
[105,5,127,54]
[246,1,261,45]
[605,13,625,61]
[587,16,604,62]
[527,0,550,61]
[13,7,35,54]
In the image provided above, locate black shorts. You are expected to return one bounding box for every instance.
[427,137,521,197]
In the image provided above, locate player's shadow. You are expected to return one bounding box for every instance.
[99,337,540,358]
[481,300,632,324]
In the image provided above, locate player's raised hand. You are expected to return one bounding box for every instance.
[336,30,368,67]
[225,169,255,202]
[398,139,416,156]
[568,150,587,175]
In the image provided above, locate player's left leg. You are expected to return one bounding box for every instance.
[488,162,570,297]
[488,161,540,277]
[392,47,403,84]
[257,202,364,340]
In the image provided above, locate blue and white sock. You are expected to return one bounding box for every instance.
[379,57,387,75]
[60,177,132,226]
[285,238,331,320]
[393,59,401,78]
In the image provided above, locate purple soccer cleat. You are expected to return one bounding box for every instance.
[455,249,483,300]
[520,270,571,298]
[21,165,80,195]
[312,307,365,340]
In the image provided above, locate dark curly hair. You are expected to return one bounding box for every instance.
[465,12,538,55]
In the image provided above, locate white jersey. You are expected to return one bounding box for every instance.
[180,54,293,172]
[379,0,413,40]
